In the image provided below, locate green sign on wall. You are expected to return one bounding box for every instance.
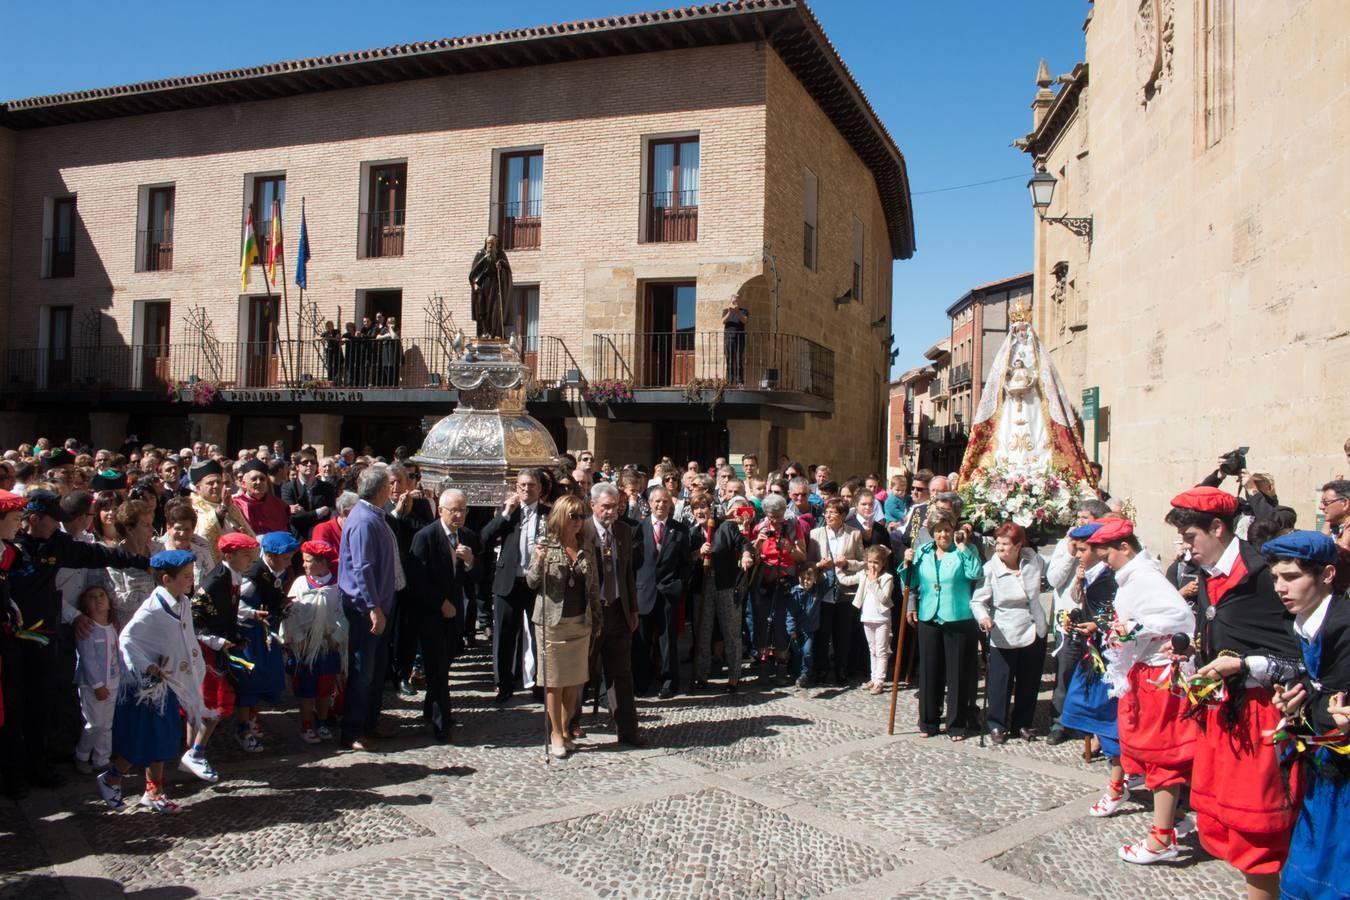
[1081,386,1099,421]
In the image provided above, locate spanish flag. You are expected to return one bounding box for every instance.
[266,198,283,285]
[240,207,259,291]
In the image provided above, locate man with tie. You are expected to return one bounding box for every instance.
[280,453,336,541]
[633,486,692,698]
[408,488,480,742]
[480,469,550,704]
[583,482,645,746]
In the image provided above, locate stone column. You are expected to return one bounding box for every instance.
[726,418,770,460]
[299,413,343,458]
[565,415,609,457]
[0,413,37,450]
[88,412,130,451]
[187,413,230,450]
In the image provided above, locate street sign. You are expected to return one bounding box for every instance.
[1081,386,1099,421]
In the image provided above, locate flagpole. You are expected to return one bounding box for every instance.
[248,203,290,388]
[275,200,295,386]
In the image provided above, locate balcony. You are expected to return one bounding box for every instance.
[0,335,578,397]
[925,425,945,444]
[643,191,698,243]
[950,362,972,388]
[135,227,174,272]
[948,422,967,441]
[493,200,541,251]
[928,377,946,400]
[359,210,406,259]
[591,331,833,405]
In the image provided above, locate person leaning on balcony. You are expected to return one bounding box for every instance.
[376,316,403,387]
[322,321,342,385]
[721,292,749,386]
[232,460,290,537]
[901,506,985,740]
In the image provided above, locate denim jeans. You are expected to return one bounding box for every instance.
[342,603,390,740]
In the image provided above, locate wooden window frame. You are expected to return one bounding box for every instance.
[498,151,542,251]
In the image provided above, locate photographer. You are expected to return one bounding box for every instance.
[386,463,435,697]
[1199,447,1281,523]
[750,494,806,684]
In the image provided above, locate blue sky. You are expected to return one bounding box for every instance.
[0,1,1089,376]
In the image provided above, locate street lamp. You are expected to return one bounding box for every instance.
[1027,171,1093,242]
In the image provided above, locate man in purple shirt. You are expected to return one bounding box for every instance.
[338,464,400,750]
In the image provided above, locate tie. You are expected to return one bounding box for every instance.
[518,507,533,574]
[601,530,618,603]
[654,520,664,551]
[447,529,458,577]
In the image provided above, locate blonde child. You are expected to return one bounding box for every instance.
[73,585,119,774]
[281,541,346,743]
[97,550,207,813]
[841,545,895,694]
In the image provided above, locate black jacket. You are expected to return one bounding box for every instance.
[280,476,336,540]
[480,502,551,597]
[193,562,242,646]
[1194,539,1298,663]
[1299,593,1350,739]
[709,520,751,592]
[240,558,292,621]
[10,530,147,625]
[408,521,481,618]
[633,516,691,616]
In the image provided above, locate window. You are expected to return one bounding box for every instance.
[46,197,76,278]
[499,151,542,250]
[362,163,406,258]
[140,301,172,390]
[803,170,818,270]
[642,282,697,385]
[645,137,699,242]
[137,186,175,272]
[852,220,864,304]
[507,285,541,373]
[251,175,285,264]
[46,306,73,384]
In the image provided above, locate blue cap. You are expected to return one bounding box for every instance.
[1068,522,1103,540]
[259,531,300,555]
[149,549,196,570]
[1261,530,1338,566]
[24,490,62,519]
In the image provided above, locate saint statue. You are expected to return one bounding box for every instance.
[958,301,1094,485]
[469,234,512,339]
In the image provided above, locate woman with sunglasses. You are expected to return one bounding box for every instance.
[526,493,602,758]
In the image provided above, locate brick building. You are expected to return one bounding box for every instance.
[0,1,914,473]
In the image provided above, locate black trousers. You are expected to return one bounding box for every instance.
[492,579,534,693]
[1049,631,1079,726]
[634,594,679,693]
[751,578,789,662]
[597,602,640,740]
[987,637,1047,732]
[0,635,58,787]
[392,588,421,683]
[723,330,745,384]
[420,612,455,737]
[916,619,981,735]
[814,600,856,681]
[51,623,84,759]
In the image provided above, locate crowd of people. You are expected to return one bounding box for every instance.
[319,311,404,387]
[0,434,1347,900]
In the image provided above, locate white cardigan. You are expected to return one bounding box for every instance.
[969,548,1048,649]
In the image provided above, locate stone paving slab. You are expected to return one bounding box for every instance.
[987,806,1244,898]
[502,787,910,898]
[215,845,536,899]
[751,740,1085,849]
[889,876,1027,899]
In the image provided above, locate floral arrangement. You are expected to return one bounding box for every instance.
[958,465,1097,537]
[167,380,218,407]
[584,378,634,405]
[681,377,728,416]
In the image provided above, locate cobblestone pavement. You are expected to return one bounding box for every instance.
[0,642,1246,899]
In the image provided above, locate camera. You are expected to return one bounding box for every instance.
[1218,446,1249,477]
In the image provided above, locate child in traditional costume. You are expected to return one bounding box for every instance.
[281,540,346,743]
[234,532,297,749]
[1088,517,1198,864]
[185,531,258,774]
[1056,522,1134,815]
[97,550,207,813]
[1167,487,1302,900]
[73,585,119,774]
[1258,532,1349,900]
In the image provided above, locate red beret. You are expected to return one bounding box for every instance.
[218,532,259,553]
[1086,517,1134,544]
[1169,487,1238,518]
[0,490,24,514]
[301,540,338,565]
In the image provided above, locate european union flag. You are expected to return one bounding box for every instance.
[295,201,311,290]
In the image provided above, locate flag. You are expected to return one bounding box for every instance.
[266,198,283,285]
[240,208,259,292]
[295,201,311,290]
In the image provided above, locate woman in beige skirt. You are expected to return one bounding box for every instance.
[526,493,602,758]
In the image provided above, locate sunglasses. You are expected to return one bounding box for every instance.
[568,512,587,521]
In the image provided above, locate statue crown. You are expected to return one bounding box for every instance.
[1009,300,1033,324]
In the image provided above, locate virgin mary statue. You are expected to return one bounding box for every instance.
[957,302,1095,486]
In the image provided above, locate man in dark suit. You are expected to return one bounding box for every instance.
[632,486,691,698]
[281,453,336,541]
[583,482,645,746]
[479,468,549,703]
[408,488,480,742]
[386,463,436,695]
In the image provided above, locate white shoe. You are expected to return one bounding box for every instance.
[1125,773,1145,791]
[1089,785,1127,817]
[1119,829,1178,864]
[548,743,569,759]
[96,771,124,810]
[178,752,219,783]
[138,792,182,814]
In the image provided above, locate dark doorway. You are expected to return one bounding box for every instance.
[361,290,403,323]
[245,296,280,387]
[141,301,171,392]
[653,420,727,467]
[642,282,696,387]
[47,306,73,386]
[340,416,425,459]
